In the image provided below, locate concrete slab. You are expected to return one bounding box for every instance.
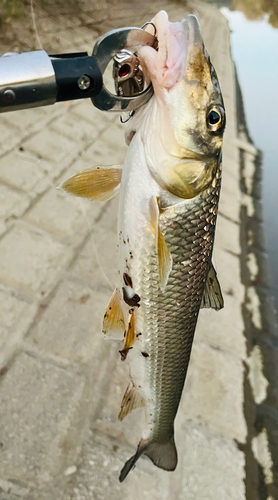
[71,101,117,127]
[174,421,246,500]
[214,246,245,301]
[0,352,86,486]
[0,184,30,235]
[25,188,100,244]
[1,107,58,137]
[96,195,119,233]
[100,124,127,152]
[215,213,241,256]
[0,122,19,156]
[0,288,37,369]
[0,151,52,197]
[23,129,76,165]
[82,136,126,167]
[197,293,246,359]
[68,226,118,292]
[49,112,101,144]
[0,494,32,500]
[181,341,247,442]
[250,341,278,409]
[0,477,31,499]
[0,224,71,299]
[219,163,241,223]
[26,280,109,364]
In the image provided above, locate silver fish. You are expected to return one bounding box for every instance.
[62,10,225,482]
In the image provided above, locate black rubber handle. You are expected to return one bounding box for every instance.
[51,52,103,102]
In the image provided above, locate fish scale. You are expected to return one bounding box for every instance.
[142,167,222,442]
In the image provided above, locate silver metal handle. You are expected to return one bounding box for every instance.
[0,50,56,113]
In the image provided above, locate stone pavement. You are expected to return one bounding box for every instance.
[0,1,277,499]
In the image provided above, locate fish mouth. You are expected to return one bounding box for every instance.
[182,14,205,59]
[139,12,205,93]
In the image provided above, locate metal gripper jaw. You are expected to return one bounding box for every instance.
[92,27,157,112]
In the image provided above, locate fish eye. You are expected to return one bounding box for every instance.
[206,106,225,133]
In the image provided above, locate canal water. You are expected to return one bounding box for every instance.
[210,4,278,312]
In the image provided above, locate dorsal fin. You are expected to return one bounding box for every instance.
[149,196,172,291]
[60,165,122,201]
[102,288,126,339]
[201,263,224,310]
[118,382,145,421]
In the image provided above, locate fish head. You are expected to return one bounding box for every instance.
[136,11,225,199]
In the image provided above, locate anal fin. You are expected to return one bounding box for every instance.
[118,382,145,421]
[201,263,224,310]
[102,288,126,339]
[149,196,172,291]
[60,165,122,201]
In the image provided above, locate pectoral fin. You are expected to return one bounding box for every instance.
[149,196,172,291]
[118,382,145,421]
[60,165,122,201]
[102,288,126,339]
[201,264,224,310]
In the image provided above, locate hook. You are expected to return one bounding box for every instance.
[120,110,135,123]
[141,22,157,37]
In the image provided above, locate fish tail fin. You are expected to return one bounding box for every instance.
[144,435,177,471]
[119,435,177,482]
[119,439,147,482]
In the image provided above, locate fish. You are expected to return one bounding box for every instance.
[61,10,225,482]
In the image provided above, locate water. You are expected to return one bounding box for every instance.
[216,7,278,312]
